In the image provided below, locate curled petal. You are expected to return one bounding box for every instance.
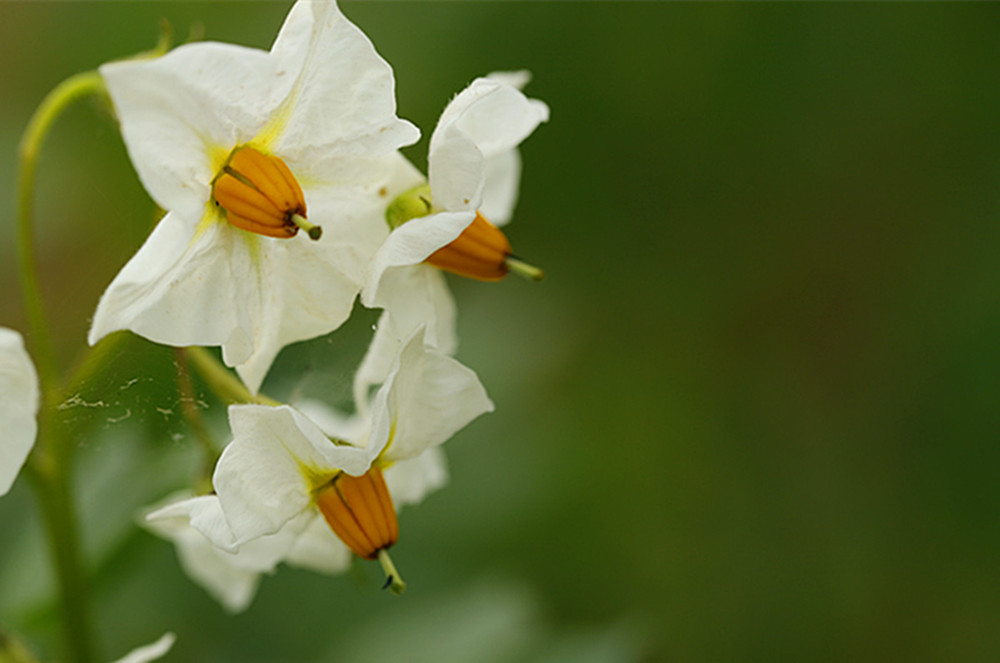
[362,211,475,308]
[0,328,39,496]
[429,76,549,213]
[214,405,373,544]
[370,328,494,463]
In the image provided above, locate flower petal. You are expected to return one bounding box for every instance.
[479,148,521,227]
[109,633,176,663]
[428,76,549,213]
[293,399,368,443]
[283,512,353,575]
[372,329,494,463]
[88,211,261,365]
[0,328,39,496]
[144,495,263,612]
[101,41,279,220]
[231,221,364,393]
[356,267,457,403]
[385,447,449,509]
[214,405,373,544]
[270,0,419,167]
[362,210,474,308]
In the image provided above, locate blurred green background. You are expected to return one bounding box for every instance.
[3,2,1000,661]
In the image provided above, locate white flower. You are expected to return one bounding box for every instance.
[109,632,176,663]
[205,328,491,589]
[143,492,349,612]
[0,327,39,496]
[89,0,419,393]
[358,72,548,388]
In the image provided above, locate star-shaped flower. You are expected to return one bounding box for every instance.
[89,0,419,393]
[357,72,548,390]
[203,328,491,592]
[0,327,39,497]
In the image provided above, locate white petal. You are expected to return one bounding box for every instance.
[109,633,176,663]
[434,77,549,160]
[479,149,521,227]
[101,41,279,220]
[214,405,373,544]
[385,447,449,509]
[485,70,533,90]
[373,329,494,462]
[293,399,368,444]
[145,493,317,611]
[144,495,263,612]
[88,212,259,366]
[270,0,419,167]
[283,513,352,575]
[355,267,457,399]
[362,211,474,308]
[231,221,364,393]
[428,76,548,214]
[428,129,484,214]
[146,494,240,552]
[0,328,39,496]
[231,151,416,392]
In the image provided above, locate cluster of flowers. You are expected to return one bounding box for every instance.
[2,0,547,628]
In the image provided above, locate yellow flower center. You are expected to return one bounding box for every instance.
[211,146,321,240]
[385,185,543,282]
[315,467,398,560]
[425,211,513,282]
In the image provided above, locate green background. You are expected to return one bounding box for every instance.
[2,2,1000,661]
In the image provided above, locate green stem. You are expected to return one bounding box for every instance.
[377,549,406,595]
[29,440,95,663]
[173,348,220,488]
[17,70,104,387]
[183,347,280,406]
[17,70,107,663]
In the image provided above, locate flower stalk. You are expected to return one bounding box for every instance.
[17,69,105,387]
[17,69,108,663]
[183,346,280,407]
[377,549,406,595]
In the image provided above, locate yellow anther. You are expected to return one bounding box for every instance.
[212,147,318,240]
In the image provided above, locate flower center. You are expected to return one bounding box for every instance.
[316,467,398,561]
[386,185,543,282]
[211,146,321,240]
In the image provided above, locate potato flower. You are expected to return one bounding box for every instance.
[207,328,492,592]
[88,0,419,393]
[357,72,548,390]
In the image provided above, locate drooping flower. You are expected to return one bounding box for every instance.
[88,0,419,393]
[357,72,548,390]
[206,328,492,592]
[0,327,39,497]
